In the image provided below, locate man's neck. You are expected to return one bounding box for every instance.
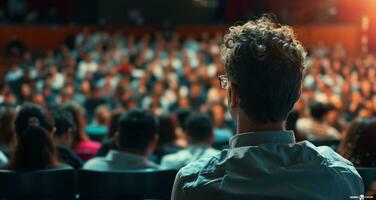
[120,148,148,158]
[237,111,285,134]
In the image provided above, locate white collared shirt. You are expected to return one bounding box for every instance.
[161,145,220,170]
[172,131,364,200]
[83,150,159,171]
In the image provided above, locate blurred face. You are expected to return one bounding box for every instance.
[190,84,201,98]
[85,54,92,62]
[21,84,31,97]
[361,80,371,94]
[32,94,45,106]
[154,82,164,96]
[212,104,225,128]
[351,92,362,103]
[81,81,91,94]
[178,98,190,108]
[64,85,75,96]
[5,94,16,105]
[324,110,338,126]
[50,66,58,75]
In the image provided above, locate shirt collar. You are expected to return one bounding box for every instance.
[229,130,295,148]
[106,150,148,162]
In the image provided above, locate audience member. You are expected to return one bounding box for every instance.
[61,102,100,161]
[4,103,69,171]
[95,109,123,157]
[0,151,7,167]
[174,108,191,147]
[84,109,159,171]
[0,109,17,157]
[154,115,183,162]
[51,109,84,169]
[296,101,340,140]
[338,117,376,167]
[161,112,219,169]
[172,16,363,199]
[85,105,110,138]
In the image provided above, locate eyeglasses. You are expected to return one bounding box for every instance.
[218,75,230,90]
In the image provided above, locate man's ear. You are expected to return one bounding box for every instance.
[229,84,239,109]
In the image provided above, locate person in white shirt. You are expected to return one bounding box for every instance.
[49,66,65,90]
[84,109,159,171]
[77,53,98,79]
[0,150,8,167]
[171,16,363,200]
[161,112,220,169]
[296,101,340,140]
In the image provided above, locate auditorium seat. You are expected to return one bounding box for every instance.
[0,168,76,200]
[78,169,178,200]
[357,168,376,191]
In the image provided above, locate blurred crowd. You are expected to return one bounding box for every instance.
[0,30,376,169]
[291,43,376,140]
[2,30,233,128]
[3,30,376,134]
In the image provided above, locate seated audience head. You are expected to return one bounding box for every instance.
[15,103,54,136]
[157,115,177,146]
[220,16,306,132]
[107,109,124,138]
[175,108,191,132]
[61,102,87,148]
[94,105,110,126]
[0,109,17,148]
[309,101,330,122]
[51,109,75,147]
[7,103,58,171]
[185,112,214,144]
[338,117,376,167]
[116,109,158,156]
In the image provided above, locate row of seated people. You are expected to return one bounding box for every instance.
[0,103,375,190]
[1,102,375,170]
[0,103,219,171]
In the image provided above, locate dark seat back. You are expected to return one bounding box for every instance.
[0,168,76,200]
[78,169,178,200]
[357,167,376,191]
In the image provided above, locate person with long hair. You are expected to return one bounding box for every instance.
[338,117,376,167]
[0,109,17,157]
[4,103,69,171]
[61,102,100,161]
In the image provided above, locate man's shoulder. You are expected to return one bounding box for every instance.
[161,149,191,163]
[297,141,362,182]
[83,156,108,170]
[160,149,191,169]
[177,149,226,178]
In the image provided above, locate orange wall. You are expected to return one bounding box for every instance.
[0,25,360,52]
[294,24,360,53]
[0,26,158,52]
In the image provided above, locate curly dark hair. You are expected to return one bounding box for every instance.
[221,16,306,123]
